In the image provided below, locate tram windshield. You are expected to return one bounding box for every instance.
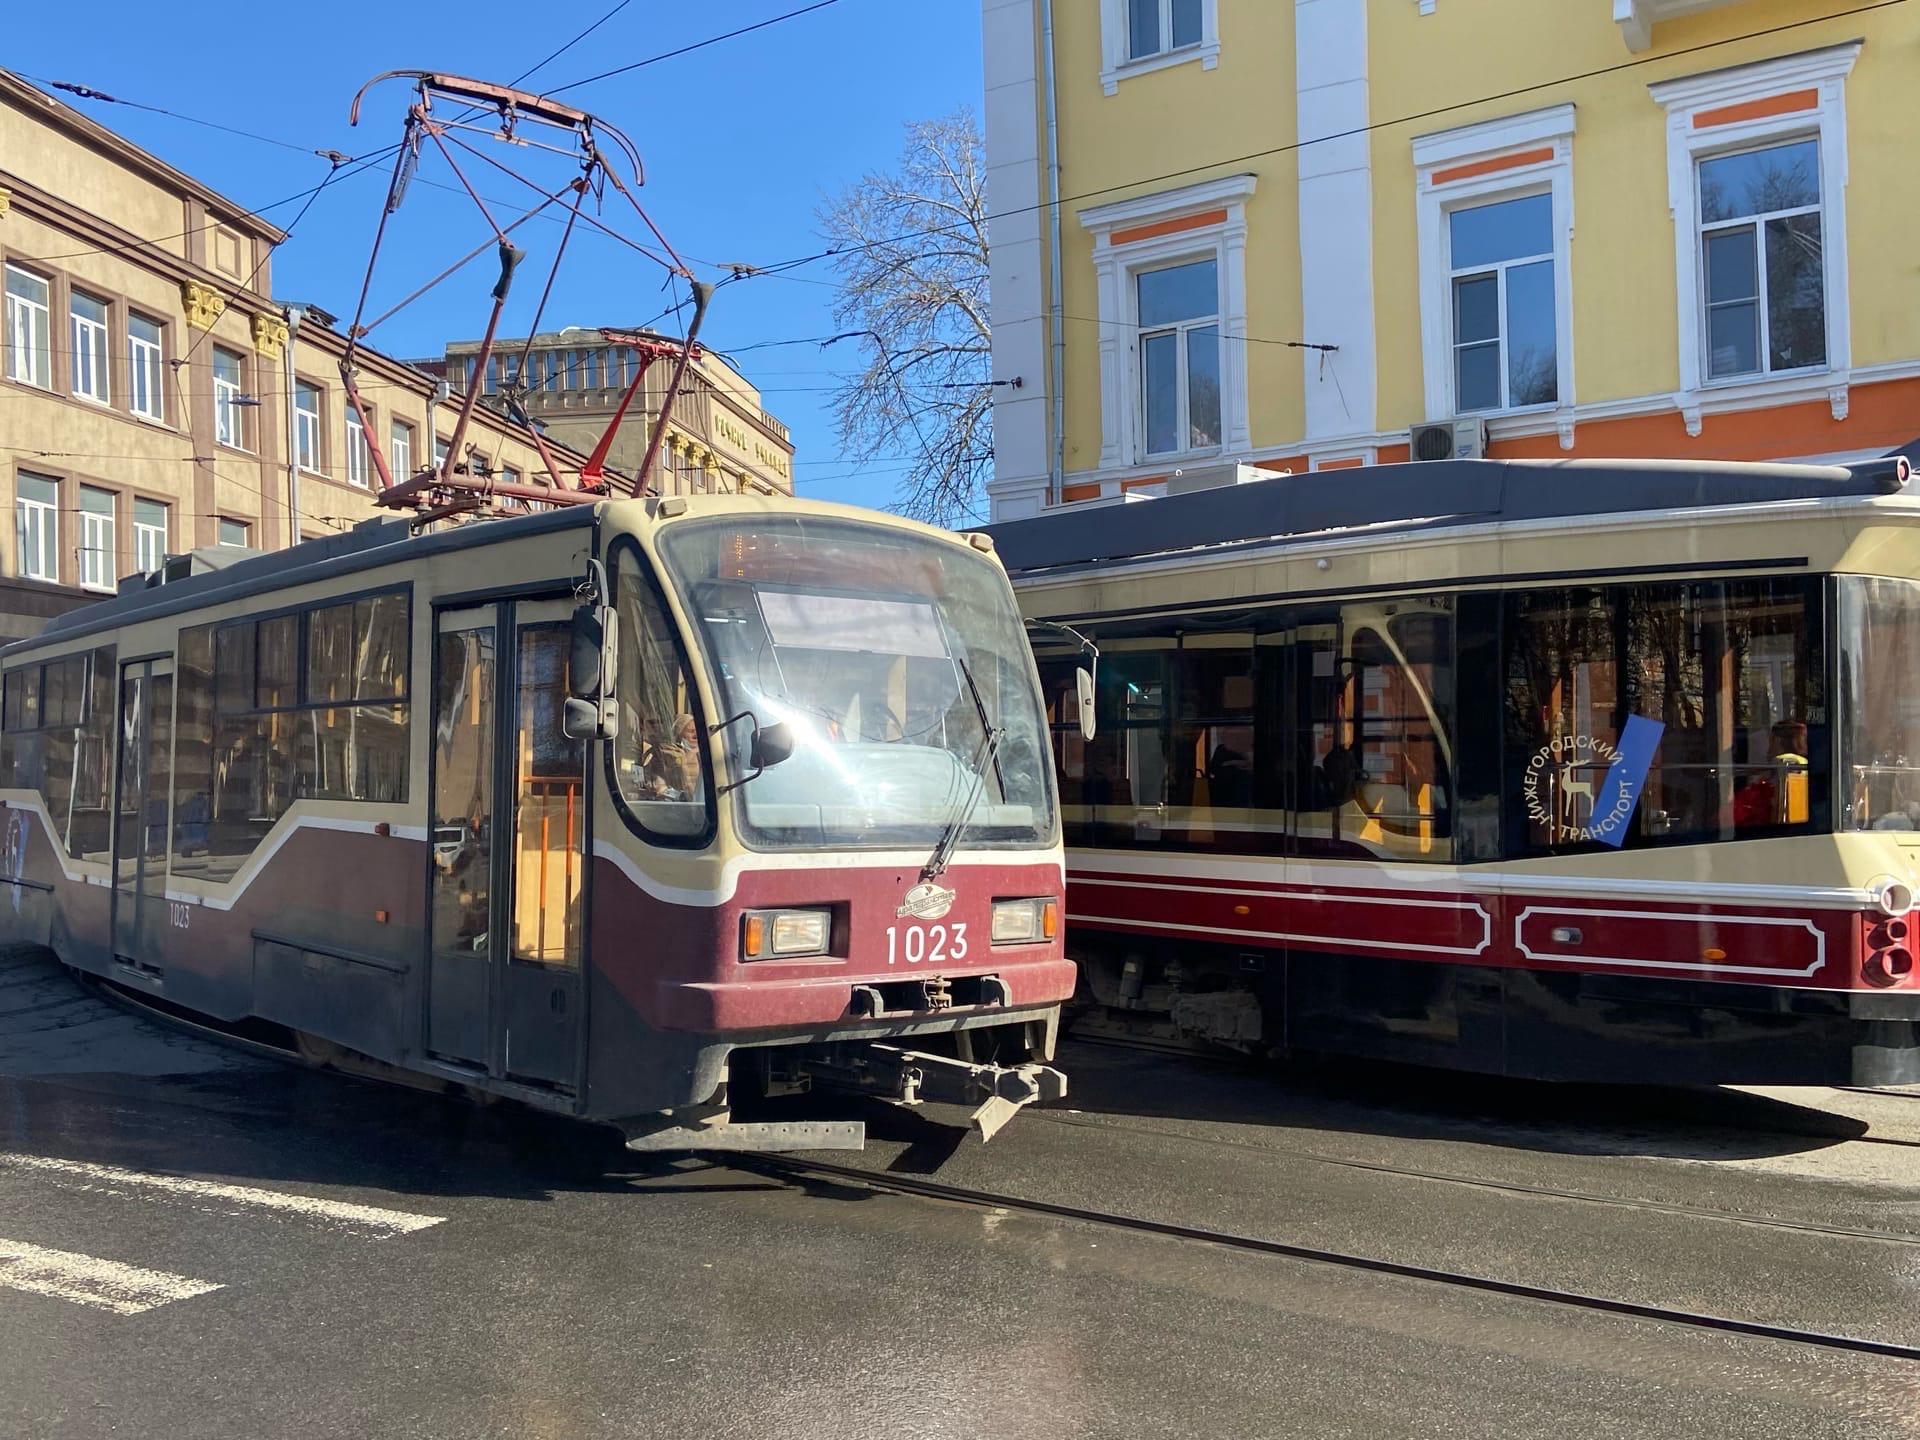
[656,515,1055,850]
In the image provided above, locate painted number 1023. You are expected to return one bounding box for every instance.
[885,922,967,966]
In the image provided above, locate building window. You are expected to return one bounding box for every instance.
[294,380,324,474]
[128,314,165,421]
[217,518,250,549]
[1449,195,1557,412]
[78,487,115,593]
[5,265,52,390]
[133,498,167,574]
[390,420,414,479]
[1080,174,1255,472]
[346,406,371,487]
[1649,43,1858,432]
[1129,0,1199,59]
[1098,0,1218,93]
[213,347,248,450]
[1413,104,1575,428]
[1137,259,1220,456]
[69,292,110,404]
[15,473,58,582]
[434,437,450,471]
[1698,139,1824,380]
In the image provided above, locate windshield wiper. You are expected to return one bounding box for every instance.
[921,655,1002,883]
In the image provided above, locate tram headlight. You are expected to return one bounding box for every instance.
[991,897,1058,944]
[741,908,832,959]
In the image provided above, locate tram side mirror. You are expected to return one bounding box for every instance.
[749,721,795,771]
[1075,666,1097,742]
[564,603,620,740]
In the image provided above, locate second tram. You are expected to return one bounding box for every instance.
[0,495,1080,1147]
[990,456,1920,1086]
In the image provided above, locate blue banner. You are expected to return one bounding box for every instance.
[1588,715,1663,848]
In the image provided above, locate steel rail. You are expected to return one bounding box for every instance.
[742,1153,1920,1362]
[1024,1110,1920,1249]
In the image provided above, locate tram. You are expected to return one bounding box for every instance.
[988,455,1920,1086]
[0,496,1082,1147]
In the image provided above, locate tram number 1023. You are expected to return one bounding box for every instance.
[885,922,968,966]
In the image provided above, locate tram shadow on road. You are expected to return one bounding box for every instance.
[1045,1037,1881,1164]
[0,945,797,1206]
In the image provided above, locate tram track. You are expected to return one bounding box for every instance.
[1024,1108,1920,1248]
[743,1152,1920,1363]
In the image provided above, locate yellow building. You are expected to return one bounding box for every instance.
[983,0,1920,518]
[0,72,614,642]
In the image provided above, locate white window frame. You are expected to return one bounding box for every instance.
[128,313,165,422]
[1413,105,1576,436]
[14,473,58,583]
[389,420,414,480]
[132,499,167,575]
[69,292,110,405]
[78,487,116,593]
[1098,0,1219,95]
[293,379,324,476]
[1649,42,1857,436]
[346,406,371,488]
[5,265,52,391]
[1135,260,1222,459]
[217,518,249,549]
[1079,174,1255,471]
[212,347,248,451]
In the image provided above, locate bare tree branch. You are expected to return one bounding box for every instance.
[817,109,991,527]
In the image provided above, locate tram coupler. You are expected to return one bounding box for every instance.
[798,1042,1068,1142]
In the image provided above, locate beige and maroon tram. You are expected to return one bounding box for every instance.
[990,455,1920,1085]
[0,495,1079,1147]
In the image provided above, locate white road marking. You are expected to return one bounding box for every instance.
[0,1154,445,1236]
[0,1239,222,1315]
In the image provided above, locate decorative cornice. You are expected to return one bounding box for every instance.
[0,186,10,219]
[180,280,227,331]
[2,170,269,308]
[1079,173,1258,236]
[251,312,290,360]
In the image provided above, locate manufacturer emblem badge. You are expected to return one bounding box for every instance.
[896,882,957,920]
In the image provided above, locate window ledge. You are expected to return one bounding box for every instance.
[1101,41,1219,96]
[213,442,255,460]
[1676,367,1851,434]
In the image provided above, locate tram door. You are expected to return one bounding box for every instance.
[426,601,586,1092]
[111,658,173,971]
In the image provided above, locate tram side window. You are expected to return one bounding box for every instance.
[612,550,710,840]
[0,647,116,861]
[171,591,412,883]
[1503,578,1823,853]
[1838,576,1920,830]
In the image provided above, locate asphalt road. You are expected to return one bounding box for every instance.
[2,946,1918,1439]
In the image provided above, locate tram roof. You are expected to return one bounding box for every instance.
[976,456,1913,578]
[15,504,595,654]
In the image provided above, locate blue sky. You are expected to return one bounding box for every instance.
[4,0,985,513]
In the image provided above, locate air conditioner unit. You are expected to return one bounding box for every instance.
[1409,418,1487,463]
[1164,462,1272,495]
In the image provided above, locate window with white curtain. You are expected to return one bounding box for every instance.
[128,314,165,421]
[15,473,58,582]
[5,266,51,390]
[69,292,110,404]
[78,487,115,592]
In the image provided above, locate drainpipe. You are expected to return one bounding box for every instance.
[1041,0,1066,508]
[282,305,302,542]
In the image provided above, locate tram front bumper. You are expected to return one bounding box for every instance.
[655,959,1079,1032]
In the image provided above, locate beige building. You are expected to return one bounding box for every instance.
[0,71,613,642]
[437,328,795,496]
